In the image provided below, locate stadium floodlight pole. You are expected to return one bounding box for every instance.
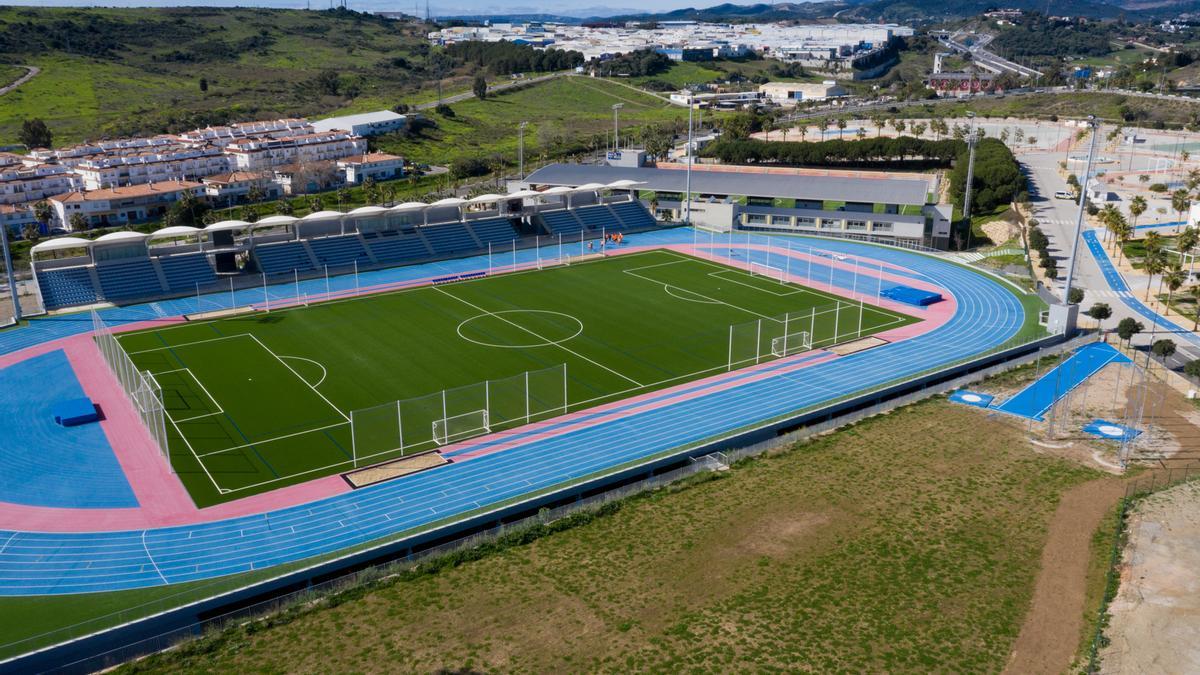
[488,242,493,275]
[229,277,235,310]
[685,90,694,227]
[612,103,623,152]
[962,111,979,251]
[1063,115,1099,308]
[517,121,528,179]
[0,222,19,323]
[262,273,269,312]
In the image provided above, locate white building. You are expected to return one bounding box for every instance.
[48,181,206,230]
[74,145,232,190]
[225,131,368,172]
[0,161,78,205]
[758,80,848,105]
[337,153,405,184]
[312,111,408,137]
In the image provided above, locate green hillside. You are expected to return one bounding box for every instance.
[0,6,441,145]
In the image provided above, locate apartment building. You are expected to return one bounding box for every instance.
[74,145,233,190]
[225,131,368,172]
[48,180,206,231]
[0,161,78,206]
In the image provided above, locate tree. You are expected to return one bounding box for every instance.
[1068,287,1084,304]
[1143,249,1166,300]
[20,223,39,243]
[313,70,340,96]
[246,184,265,204]
[1087,302,1112,329]
[1116,317,1144,344]
[473,71,488,100]
[1163,263,1188,312]
[1128,195,1147,232]
[277,199,295,216]
[1152,338,1177,364]
[18,119,52,149]
[68,212,88,232]
[1172,189,1191,229]
[199,77,208,92]
[32,200,52,227]
[1184,359,1200,380]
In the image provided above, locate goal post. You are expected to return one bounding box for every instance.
[432,409,491,446]
[771,331,812,358]
[748,261,786,283]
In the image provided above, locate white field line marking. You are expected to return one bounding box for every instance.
[142,530,168,585]
[0,532,14,555]
[278,355,329,388]
[158,367,225,424]
[622,266,783,323]
[247,334,349,421]
[125,333,248,355]
[433,286,645,387]
[195,421,349,458]
[707,269,806,297]
[165,412,226,494]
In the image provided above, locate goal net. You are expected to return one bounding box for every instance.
[432,409,490,446]
[748,261,786,283]
[770,331,812,358]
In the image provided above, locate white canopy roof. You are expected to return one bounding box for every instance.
[538,186,574,196]
[505,189,541,200]
[30,237,92,255]
[430,197,466,207]
[300,210,344,221]
[465,193,506,204]
[348,206,389,216]
[149,225,202,240]
[573,182,607,192]
[254,215,299,228]
[606,179,644,189]
[205,220,250,232]
[389,201,428,212]
[94,231,149,244]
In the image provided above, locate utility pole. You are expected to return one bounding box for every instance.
[0,223,19,324]
[612,103,623,152]
[685,90,694,226]
[1063,115,1099,306]
[517,121,528,179]
[962,111,979,250]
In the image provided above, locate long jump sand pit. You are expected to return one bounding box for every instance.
[343,452,449,489]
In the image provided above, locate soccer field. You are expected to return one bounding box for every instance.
[115,248,918,506]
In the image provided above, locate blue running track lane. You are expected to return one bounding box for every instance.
[992,342,1129,420]
[0,229,1031,595]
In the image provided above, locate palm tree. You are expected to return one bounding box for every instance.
[1113,215,1132,265]
[1163,264,1188,316]
[871,113,885,137]
[1144,249,1167,301]
[33,200,52,228]
[1144,230,1163,255]
[1100,203,1120,244]
[1178,226,1200,276]
[836,117,847,137]
[1191,283,1200,331]
[1128,194,1147,233]
[1172,189,1191,232]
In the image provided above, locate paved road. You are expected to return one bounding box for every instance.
[414,71,568,111]
[0,65,39,97]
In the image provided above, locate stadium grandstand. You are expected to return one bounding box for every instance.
[27,182,659,311]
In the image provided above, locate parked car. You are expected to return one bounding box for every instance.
[1054,191,1075,200]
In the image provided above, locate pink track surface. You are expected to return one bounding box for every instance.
[0,240,951,533]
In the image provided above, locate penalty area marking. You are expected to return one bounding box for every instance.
[456,309,584,349]
[278,355,329,388]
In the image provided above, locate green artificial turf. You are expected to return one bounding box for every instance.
[116,249,917,506]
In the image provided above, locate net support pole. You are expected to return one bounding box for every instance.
[324,265,330,302]
[354,259,359,295]
[858,298,864,338]
[834,302,841,343]
[755,318,762,365]
[558,233,562,263]
[727,324,734,372]
[877,263,883,305]
[294,269,300,306]
[810,306,816,346]
[806,247,813,284]
[441,388,448,441]
[396,400,404,452]
[263,272,269,312]
[350,411,357,468]
[783,312,790,356]
[511,239,516,272]
[536,235,541,269]
[786,241,792,280]
[229,276,235,310]
[852,259,859,301]
[561,363,568,414]
[488,242,493,276]
[195,282,200,310]
[525,370,531,424]
[485,379,491,421]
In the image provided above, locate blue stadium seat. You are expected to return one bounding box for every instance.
[95,258,164,302]
[466,217,518,246]
[539,209,585,235]
[307,236,371,268]
[157,254,217,292]
[362,231,431,263]
[420,222,478,255]
[609,201,658,230]
[254,241,316,276]
[574,204,617,230]
[36,267,98,310]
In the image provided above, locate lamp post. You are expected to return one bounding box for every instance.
[962,111,979,250]
[517,121,528,179]
[685,90,694,226]
[0,223,18,323]
[1063,115,1099,307]
[612,103,623,152]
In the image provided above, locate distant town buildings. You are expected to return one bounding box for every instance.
[4,112,408,232]
[428,21,912,79]
[758,80,848,105]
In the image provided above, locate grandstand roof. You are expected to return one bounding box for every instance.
[523,163,930,205]
[30,237,91,254]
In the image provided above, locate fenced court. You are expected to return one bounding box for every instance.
[113,248,917,507]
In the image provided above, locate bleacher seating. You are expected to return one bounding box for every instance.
[361,231,430,263]
[37,267,99,310]
[574,205,616,230]
[157,254,217,292]
[307,236,371,268]
[254,241,316,276]
[466,217,517,246]
[610,201,658,230]
[420,222,477,255]
[539,209,585,235]
[95,258,164,302]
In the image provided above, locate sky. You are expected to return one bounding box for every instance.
[0,0,724,17]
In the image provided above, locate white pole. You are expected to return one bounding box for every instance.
[525,370,531,423]
[858,298,864,338]
[294,268,300,305]
[745,230,751,270]
[511,238,516,272]
[727,324,734,371]
[755,318,761,364]
[558,232,562,262]
[834,302,841,343]
[396,400,404,451]
[441,388,448,437]
[350,411,356,468]
[485,379,490,420]
[195,282,200,310]
[536,235,541,269]
[263,272,269,312]
[877,262,883,305]
[488,242,493,275]
[809,306,816,347]
[229,276,235,309]
[324,264,330,301]
[783,312,790,356]
[852,259,859,300]
[562,363,568,413]
[354,259,359,294]
[786,240,792,280]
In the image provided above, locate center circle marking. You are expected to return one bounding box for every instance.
[456,310,584,349]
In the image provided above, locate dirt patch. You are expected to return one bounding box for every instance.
[1002,477,1125,675]
[983,218,1020,246]
[1100,481,1200,674]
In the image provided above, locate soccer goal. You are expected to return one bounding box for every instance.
[770,331,812,358]
[748,261,786,283]
[432,409,491,446]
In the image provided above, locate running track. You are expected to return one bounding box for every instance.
[0,229,1031,595]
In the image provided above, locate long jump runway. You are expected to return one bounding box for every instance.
[0,229,1028,595]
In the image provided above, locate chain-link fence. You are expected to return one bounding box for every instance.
[91,310,170,466]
